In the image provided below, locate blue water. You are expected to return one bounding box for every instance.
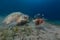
[46,20,60,25]
[0,0,60,25]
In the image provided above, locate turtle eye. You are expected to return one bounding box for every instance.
[23,16,28,19]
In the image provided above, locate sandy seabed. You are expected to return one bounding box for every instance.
[0,21,60,40]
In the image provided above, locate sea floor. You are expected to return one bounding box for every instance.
[0,21,60,40]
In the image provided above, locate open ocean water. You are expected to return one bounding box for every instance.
[46,20,60,26]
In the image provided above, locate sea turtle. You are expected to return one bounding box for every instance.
[2,12,29,27]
